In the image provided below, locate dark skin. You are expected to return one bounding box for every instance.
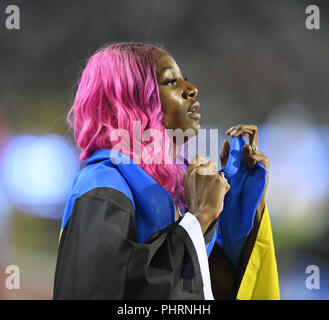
[156,50,201,135]
[156,49,270,299]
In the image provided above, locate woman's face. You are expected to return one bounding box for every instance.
[156,49,201,136]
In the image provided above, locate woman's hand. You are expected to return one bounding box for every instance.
[184,155,230,233]
[223,124,269,221]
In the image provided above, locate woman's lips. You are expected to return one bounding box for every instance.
[187,111,201,120]
[187,101,201,120]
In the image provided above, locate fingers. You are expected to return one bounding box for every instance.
[242,145,269,170]
[251,152,269,171]
[242,145,256,168]
[226,124,258,147]
[185,156,220,177]
[242,133,249,144]
[185,154,208,173]
[226,123,267,168]
[196,160,218,175]
[219,140,230,169]
[217,172,230,194]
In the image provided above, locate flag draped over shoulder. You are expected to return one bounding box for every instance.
[56,137,279,300]
[59,150,176,244]
[59,149,219,254]
[55,150,215,299]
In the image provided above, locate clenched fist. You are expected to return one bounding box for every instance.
[184,155,230,234]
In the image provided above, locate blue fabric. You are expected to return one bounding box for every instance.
[60,152,135,231]
[206,226,218,257]
[217,136,267,268]
[61,149,175,244]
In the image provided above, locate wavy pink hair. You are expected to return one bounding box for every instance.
[68,42,186,209]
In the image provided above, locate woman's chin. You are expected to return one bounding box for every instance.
[192,122,201,136]
[184,123,201,142]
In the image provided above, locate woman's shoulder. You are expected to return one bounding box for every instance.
[72,161,135,207]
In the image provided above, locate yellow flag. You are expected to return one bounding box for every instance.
[237,205,280,300]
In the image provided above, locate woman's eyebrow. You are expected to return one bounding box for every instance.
[158,66,174,75]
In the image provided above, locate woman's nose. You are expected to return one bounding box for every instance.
[182,84,198,99]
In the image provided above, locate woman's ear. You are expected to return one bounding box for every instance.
[220,140,230,169]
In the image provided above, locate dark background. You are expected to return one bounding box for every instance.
[0,0,328,299]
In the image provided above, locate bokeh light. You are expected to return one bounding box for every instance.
[0,134,79,219]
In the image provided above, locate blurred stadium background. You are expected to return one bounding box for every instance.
[0,0,329,299]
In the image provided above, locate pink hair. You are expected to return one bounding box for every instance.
[68,42,186,209]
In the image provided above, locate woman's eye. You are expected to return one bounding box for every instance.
[164,78,177,86]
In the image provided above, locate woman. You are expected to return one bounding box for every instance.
[53,42,279,300]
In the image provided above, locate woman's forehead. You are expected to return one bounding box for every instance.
[156,50,180,74]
